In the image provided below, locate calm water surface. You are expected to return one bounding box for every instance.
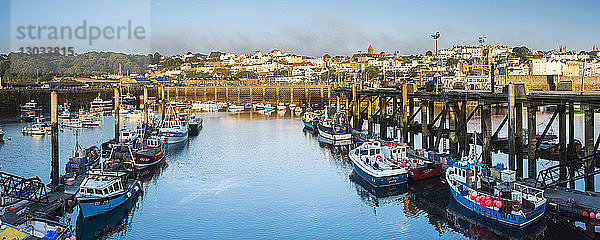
[0,111,595,239]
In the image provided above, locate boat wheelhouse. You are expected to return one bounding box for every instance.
[76,170,140,219]
[317,117,351,141]
[66,144,100,174]
[388,143,442,180]
[348,141,408,187]
[301,112,319,131]
[133,137,167,169]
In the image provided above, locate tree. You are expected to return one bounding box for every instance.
[365,66,380,79]
[322,54,331,58]
[512,46,530,62]
[446,58,459,68]
[425,50,433,56]
[234,70,257,78]
[273,68,289,76]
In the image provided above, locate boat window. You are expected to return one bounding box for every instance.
[87,188,94,194]
[109,185,114,192]
[95,189,102,195]
[103,188,108,195]
[376,149,380,154]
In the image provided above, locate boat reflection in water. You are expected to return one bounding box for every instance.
[350,172,408,200]
[75,189,141,240]
[404,177,450,234]
[446,196,547,240]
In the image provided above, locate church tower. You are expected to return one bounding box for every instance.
[593,44,598,52]
[368,45,373,55]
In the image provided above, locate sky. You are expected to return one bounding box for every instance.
[1,0,600,56]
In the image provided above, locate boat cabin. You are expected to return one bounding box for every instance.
[78,171,126,198]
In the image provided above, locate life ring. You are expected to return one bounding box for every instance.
[512,200,521,211]
[376,155,383,162]
[399,137,404,143]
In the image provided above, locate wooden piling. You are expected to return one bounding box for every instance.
[480,102,492,166]
[558,104,567,186]
[515,102,523,178]
[508,83,516,170]
[568,103,575,188]
[527,103,537,179]
[114,88,120,142]
[584,104,595,191]
[50,91,59,186]
[421,100,428,149]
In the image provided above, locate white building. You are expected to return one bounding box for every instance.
[530,59,565,75]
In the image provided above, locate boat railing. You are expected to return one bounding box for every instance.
[513,182,545,203]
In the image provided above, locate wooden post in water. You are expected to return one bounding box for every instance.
[558,104,567,186]
[143,87,149,127]
[50,91,59,187]
[367,97,373,135]
[480,101,492,166]
[515,101,524,178]
[401,83,408,141]
[290,86,294,106]
[448,103,458,157]
[352,84,360,130]
[568,103,575,188]
[527,102,537,179]
[428,101,435,149]
[408,98,415,148]
[421,100,428,149]
[114,88,120,143]
[584,104,595,191]
[508,83,516,170]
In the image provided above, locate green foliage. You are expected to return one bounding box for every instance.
[159,57,182,70]
[5,52,149,82]
[446,58,459,67]
[365,65,380,79]
[273,68,289,76]
[425,50,433,56]
[209,51,224,59]
[234,70,257,78]
[512,46,530,62]
[214,67,231,77]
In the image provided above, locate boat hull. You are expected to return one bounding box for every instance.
[78,181,141,219]
[408,163,442,180]
[188,122,202,136]
[160,132,188,144]
[133,147,166,169]
[350,156,407,187]
[318,130,352,141]
[448,182,546,227]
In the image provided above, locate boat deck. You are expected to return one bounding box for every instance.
[0,174,84,226]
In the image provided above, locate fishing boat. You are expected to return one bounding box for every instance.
[22,123,46,135]
[0,126,4,142]
[133,137,167,169]
[263,104,275,114]
[20,100,42,113]
[277,103,287,111]
[81,116,101,127]
[159,119,188,144]
[65,139,100,174]
[252,103,266,111]
[59,109,71,119]
[228,104,245,112]
[62,118,82,128]
[317,117,351,141]
[187,113,203,136]
[90,94,113,115]
[76,169,141,219]
[348,140,408,187]
[20,111,37,121]
[388,143,442,180]
[446,158,546,227]
[301,112,319,130]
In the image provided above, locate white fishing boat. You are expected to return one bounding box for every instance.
[348,140,408,187]
[228,104,245,112]
[63,118,83,128]
[81,116,102,127]
[90,94,113,115]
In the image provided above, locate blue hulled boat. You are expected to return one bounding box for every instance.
[77,170,141,219]
[66,145,100,174]
[348,141,408,187]
[301,112,319,131]
[446,158,546,227]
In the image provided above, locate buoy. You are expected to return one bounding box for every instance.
[9,207,15,211]
[479,201,485,207]
[495,201,503,208]
[583,211,589,217]
[590,212,596,219]
[485,200,492,207]
[470,193,476,200]
[485,196,491,201]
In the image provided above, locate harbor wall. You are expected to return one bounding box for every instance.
[503,75,600,91]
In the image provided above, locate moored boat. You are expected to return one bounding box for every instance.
[76,169,141,219]
[446,158,546,227]
[65,143,101,174]
[301,112,319,131]
[317,117,351,141]
[387,143,442,180]
[348,140,408,187]
[187,113,203,136]
[133,137,167,169]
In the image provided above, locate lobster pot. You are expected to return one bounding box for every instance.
[500,170,516,183]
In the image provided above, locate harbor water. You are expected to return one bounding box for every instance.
[0,111,597,239]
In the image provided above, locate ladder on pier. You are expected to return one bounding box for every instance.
[0,172,49,206]
[535,153,600,189]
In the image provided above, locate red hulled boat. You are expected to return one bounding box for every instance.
[133,137,167,169]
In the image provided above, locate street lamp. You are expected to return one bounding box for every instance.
[431,32,440,56]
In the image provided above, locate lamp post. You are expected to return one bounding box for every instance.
[431,32,440,56]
